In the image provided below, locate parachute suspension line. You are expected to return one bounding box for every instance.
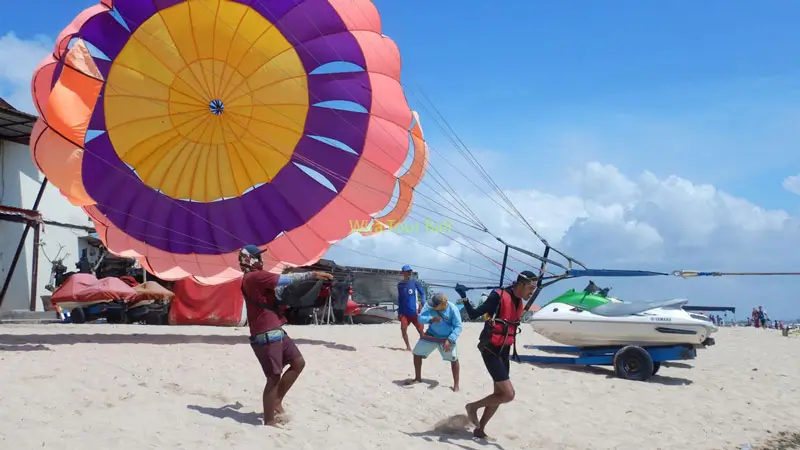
[412,89,534,231]
[404,212,518,277]
[413,89,587,270]
[415,159,486,230]
[409,94,526,232]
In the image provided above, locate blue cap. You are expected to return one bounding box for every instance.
[241,244,265,256]
[401,265,412,272]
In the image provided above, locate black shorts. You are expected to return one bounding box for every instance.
[480,343,511,382]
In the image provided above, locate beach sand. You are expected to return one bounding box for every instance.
[0,324,797,450]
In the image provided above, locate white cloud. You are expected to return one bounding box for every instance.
[0,32,53,113]
[783,174,800,195]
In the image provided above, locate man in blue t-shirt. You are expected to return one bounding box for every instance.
[397,265,426,351]
[407,293,463,391]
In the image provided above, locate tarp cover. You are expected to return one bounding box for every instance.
[168,277,244,326]
[131,281,174,302]
[51,274,136,304]
[350,272,404,304]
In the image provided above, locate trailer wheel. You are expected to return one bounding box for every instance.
[652,362,661,375]
[71,307,86,324]
[613,346,654,381]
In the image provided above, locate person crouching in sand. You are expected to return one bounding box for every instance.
[457,271,538,439]
[408,293,463,391]
[239,245,333,426]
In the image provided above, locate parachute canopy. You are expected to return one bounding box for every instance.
[31,0,427,285]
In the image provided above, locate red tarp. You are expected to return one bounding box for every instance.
[119,276,139,288]
[50,274,136,304]
[168,277,244,326]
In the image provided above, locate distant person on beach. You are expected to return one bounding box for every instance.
[757,306,768,329]
[397,265,426,351]
[407,293,463,391]
[456,270,538,439]
[239,245,333,427]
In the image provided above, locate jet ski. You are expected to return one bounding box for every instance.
[529,281,718,348]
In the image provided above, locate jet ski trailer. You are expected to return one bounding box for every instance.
[519,340,714,381]
[452,239,730,381]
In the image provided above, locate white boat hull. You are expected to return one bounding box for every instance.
[352,306,397,324]
[529,302,718,347]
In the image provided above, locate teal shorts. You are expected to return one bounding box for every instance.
[413,338,458,362]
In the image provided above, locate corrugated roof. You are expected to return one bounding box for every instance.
[0,97,37,144]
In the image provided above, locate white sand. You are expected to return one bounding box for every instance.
[0,323,797,450]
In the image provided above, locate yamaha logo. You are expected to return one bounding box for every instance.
[650,317,672,322]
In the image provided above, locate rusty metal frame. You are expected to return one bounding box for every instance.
[0,179,47,310]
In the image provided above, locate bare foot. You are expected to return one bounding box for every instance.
[465,403,479,426]
[403,378,421,386]
[274,403,285,415]
[473,428,488,439]
[452,385,460,392]
[275,413,290,425]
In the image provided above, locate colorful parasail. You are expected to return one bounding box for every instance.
[30,0,428,285]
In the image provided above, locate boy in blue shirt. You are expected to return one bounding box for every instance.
[408,293,462,391]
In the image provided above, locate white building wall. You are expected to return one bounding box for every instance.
[0,139,93,311]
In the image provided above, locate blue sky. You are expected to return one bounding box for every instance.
[1,1,799,319]
[374,0,800,208]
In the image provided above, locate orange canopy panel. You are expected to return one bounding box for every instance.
[131,281,175,302]
[51,274,137,304]
[168,277,245,327]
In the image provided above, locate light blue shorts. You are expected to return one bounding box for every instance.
[413,338,458,362]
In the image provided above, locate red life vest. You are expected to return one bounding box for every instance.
[489,288,525,347]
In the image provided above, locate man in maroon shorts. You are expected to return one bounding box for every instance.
[239,245,332,427]
[397,265,425,351]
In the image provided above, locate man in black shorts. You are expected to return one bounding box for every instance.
[457,271,538,438]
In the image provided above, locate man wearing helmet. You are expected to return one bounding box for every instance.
[239,245,333,427]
